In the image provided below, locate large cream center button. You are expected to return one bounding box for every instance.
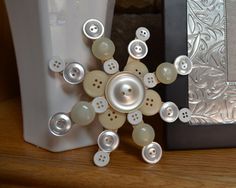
[105,72,145,113]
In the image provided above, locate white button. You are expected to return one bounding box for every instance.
[179,108,192,123]
[124,61,149,79]
[98,108,126,130]
[92,97,108,114]
[103,59,119,75]
[142,142,162,164]
[139,90,162,116]
[48,56,65,73]
[63,62,85,84]
[83,70,109,98]
[83,19,104,40]
[143,73,158,88]
[48,113,72,136]
[174,55,193,75]
[160,102,179,123]
[128,39,148,60]
[136,27,150,42]
[93,151,110,167]
[127,110,143,125]
[97,130,119,153]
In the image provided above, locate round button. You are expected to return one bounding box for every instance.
[70,102,96,126]
[179,108,192,123]
[127,110,143,125]
[97,130,119,153]
[142,142,162,164]
[174,55,193,75]
[92,37,115,61]
[143,73,158,88]
[48,113,72,136]
[83,70,109,98]
[136,27,150,42]
[124,61,149,79]
[83,19,104,40]
[49,56,65,73]
[98,108,126,130]
[63,62,85,84]
[105,72,145,113]
[139,89,162,116]
[92,97,108,114]
[93,151,110,167]
[132,123,155,147]
[128,39,148,60]
[156,63,178,85]
[103,59,119,75]
[160,102,179,123]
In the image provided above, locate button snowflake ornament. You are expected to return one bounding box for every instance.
[48,19,193,167]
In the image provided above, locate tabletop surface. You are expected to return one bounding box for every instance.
[0,98,236,188]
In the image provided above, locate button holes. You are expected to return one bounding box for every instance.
[135,69,138,72]
[151,99,154,102]
[95,79,98,82]
[103,156,106,159]
[93,83,96,87]
[102,160,105,162]
[110,118,113,121]
[147,98,150,101]
[139,72,142,75]
[114,116,118,119]
[150,104,153,107]
[128,89,132,93]
[112,111,116,114]
[108,113,111,117]
[135,114,138,117]
[112,66,116,69]
[100,155,102,158]
[146,103,149,106]
[97,85,100,89]
[132,115,135,118]
[72,73,75,77]
[99,81,103,84]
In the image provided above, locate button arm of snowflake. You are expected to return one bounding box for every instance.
[48,19,193,167]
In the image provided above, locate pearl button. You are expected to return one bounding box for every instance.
[83,19,104,40]
[93,151,110,167]
[70,102,96,126]
[48,56,65,73]
[156,63,178,84]
[174,55,193,75]
[142,142,162,164]
[105,72,145,113]
[128,39,148,60]
[132,123,155,147]
[97,130,119,153]
[92,37,115,61]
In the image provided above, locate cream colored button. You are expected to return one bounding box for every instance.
[127,110,143,125]
[124,61,149,79]
[139,89,162,116]
[98,108,126,130]
[103,59,119,75]
[92,97,108,114]
[143,73,158,88]
[83,70,109,98]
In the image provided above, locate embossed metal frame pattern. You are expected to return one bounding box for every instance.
[163,0,236,150]
[188,0,236,125]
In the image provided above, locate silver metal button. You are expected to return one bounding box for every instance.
[127,110,143,125]
[105,72,145,113]
[97,130,119,153]
[174,55,193,75]
[63,62,85,84]
[48,113,72,136]
[49,56,65,73]
[103,59,119,75]
[128,39,148,60]
[160,102,179,123]
[135,27,150,42]
[142,142,162,164]
[92,97,108,114]
[83,19,104,40]
[179,108,192,123]
[93,150,110,167]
